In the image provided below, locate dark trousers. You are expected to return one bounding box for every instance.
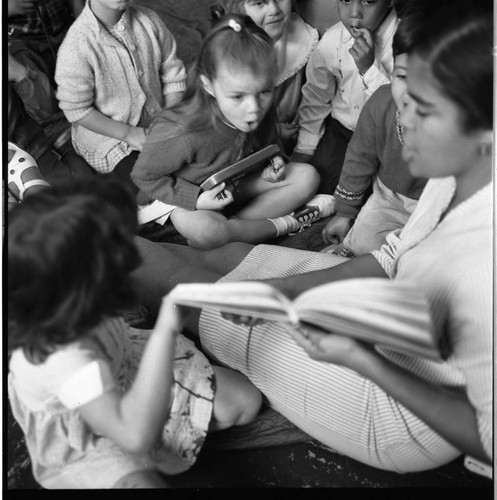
[309,115,353,195]
[38,140,95,184]
[105,150,140,195]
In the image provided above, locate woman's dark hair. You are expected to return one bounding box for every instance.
[411,0,493,132]
[156,13,277,134]
[392,1,431,57]
[8,176,142,363]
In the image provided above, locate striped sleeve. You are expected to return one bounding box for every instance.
[370,228,402,278]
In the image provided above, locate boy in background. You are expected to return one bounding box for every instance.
[292,0,398,193]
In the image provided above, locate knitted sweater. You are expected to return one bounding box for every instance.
[132,107,280,210]
[55,3,186,166]
[372,177,493,459]
[334,85,427,219]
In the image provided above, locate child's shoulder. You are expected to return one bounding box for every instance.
[9,339,97,389]
[319,20,347,44]
[371,84,394,103]
[129,3,168,28]
[57,4,96,48]
[129,3,158,18]
[363,84,396,121]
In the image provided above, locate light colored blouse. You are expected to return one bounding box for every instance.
[372,177,493,459]
[55,3,186,172]
[295,9,398,156]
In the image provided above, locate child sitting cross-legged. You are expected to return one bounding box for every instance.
[7,176,262,489]
[132,14,335,250]
[55,0,187,189]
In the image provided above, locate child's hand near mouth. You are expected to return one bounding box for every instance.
[349,27,375,75]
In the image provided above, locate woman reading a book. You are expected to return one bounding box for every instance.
[133,0,493,472]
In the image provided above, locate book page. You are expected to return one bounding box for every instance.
[294,278,439,359]
[169,282,300,324]
[168,278,439,359]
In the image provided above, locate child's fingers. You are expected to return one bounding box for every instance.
[274,165,286,181]
[260,165,277,182]
[272,157,285,177]
[211,182,228,200]
[211,182,227,195]
[220,189,234,205]
[348,46,359,60]
[271,155,285,169]
[322,227,341,245]
[221,311,264,327]
[262,157,286,183]
[356,28,374,47]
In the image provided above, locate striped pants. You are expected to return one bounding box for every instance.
[199,245,460,472]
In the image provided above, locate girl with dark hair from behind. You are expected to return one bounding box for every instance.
[7,176,262,488]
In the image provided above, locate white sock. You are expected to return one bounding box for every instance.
[268,215,301,237]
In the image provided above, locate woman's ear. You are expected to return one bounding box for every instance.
[477,130,494,157]
[200,75,214,96]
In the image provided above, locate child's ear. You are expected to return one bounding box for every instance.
[200,75,214,96]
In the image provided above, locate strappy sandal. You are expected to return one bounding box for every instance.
[8,142,50,201]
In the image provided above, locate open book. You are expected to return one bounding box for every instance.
[169,279,444,360]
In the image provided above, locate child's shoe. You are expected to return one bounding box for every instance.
[304,194,336,218]
[269,195,336,237]
[8,142,50,201]
[289,194,336,234]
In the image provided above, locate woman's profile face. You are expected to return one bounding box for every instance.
[400,54,482,181]
[242,0,292,42]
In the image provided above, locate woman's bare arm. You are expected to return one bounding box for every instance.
[269,253,388,299]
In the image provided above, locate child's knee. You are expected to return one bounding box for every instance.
[236,375,263,425]
[289,162,320,195]
[189,225,231,249]
[211,366,262,429]
[178,216,232,250]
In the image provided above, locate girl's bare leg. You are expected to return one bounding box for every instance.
[209,366,262,431]
[234,162,319,219]
[170,209,278,249]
